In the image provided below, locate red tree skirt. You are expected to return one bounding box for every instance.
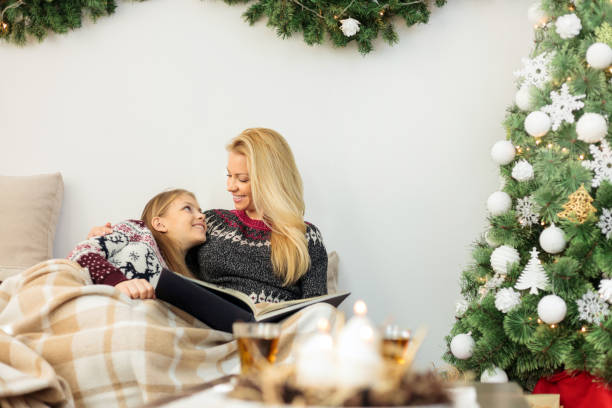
[533,371,612,408]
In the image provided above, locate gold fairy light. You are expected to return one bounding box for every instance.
[550,324,557,329]
[537,318,543,324]
[0,21,7,34]
[579,154,585,160]
[580,326,587,333]
[558,184,597,223]
[562,147,568,153]
[547,143,553,148]
[535,139,542,145]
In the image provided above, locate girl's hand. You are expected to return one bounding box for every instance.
[116,279,156,299]
[87,222,113,239]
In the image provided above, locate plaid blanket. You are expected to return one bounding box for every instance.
[0,259,339,407]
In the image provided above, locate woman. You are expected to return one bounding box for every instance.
[72,189,207,299]
[192,128,327,303]
[88,128,328,303]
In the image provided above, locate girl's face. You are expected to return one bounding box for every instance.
[226,151,257,217]
[156,194,206,251]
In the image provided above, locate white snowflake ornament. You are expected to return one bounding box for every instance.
[339,18,360,37]
[541,84,585,131]
[555,13,581,39]
[515,247,550,294]
[597,208,612,239]
[495,288,521,313]
[582,140,612,187]
[516,196,540,227]
[514,52,554,90]
[512,160,534,182]
[599,279,612,304]
[576,290,610,324]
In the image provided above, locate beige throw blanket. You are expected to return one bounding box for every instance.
[0,259,338,407]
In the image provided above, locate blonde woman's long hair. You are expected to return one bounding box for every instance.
[141,189,195,278]
[228,128,310,286]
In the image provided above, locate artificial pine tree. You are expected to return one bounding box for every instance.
[444,0,612,395]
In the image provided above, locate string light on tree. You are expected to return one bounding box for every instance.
[450,332,475,360]
[539,223,566,254]
[538,295,567,324]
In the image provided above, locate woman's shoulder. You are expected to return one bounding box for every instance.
[304,221,325,246]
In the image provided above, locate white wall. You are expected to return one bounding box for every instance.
[0,0,533,368]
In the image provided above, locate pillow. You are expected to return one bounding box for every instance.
[327,251,339,294]
[0,173,64,280]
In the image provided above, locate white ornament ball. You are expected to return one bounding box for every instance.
[555,13,581,39]
[450,333,475,360]
[495,288,521,313]
[537,294,567,324]
[491,141,516,165]
[576,113,608,144]
[539,223,566,254]
[490,245,521,275]
[599,279,612,304]
[586,42,612,70]
[511,160,534,182]
[487,191,512,216]
[527,1,548,26]
[516,86,534,111]
[480,367,509,383]
[525,111,551,137]
[485,229,500,248]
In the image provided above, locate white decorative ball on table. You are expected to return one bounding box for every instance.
[525,111,551,137]
[539,223,566,254]
[576,113,608,144]
[586,42,612,69]
[491,141,516,165]
[490,245,520,275]
[450,333,475,360]
[480,366,509,383]
[537,294,567,324]
[487,191,512,216]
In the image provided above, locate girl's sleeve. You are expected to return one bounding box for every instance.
[67,222,133,286]
[300,224,329,298]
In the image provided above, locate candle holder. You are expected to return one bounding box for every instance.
[380,324,411,365]
[232,322,281,375]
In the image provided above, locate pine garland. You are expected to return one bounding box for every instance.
[0,0,445,53]
[445,0,612,390]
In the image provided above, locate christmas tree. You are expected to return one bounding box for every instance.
[445,0,612,391]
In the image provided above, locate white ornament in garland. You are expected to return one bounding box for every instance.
[339,18,360,37]
[582,140,612,188]
[450,332,475,360]
[541,84,585,131]
[576,290,610,324]
[586,42,612,69]
[555,13,581,39]
[515,86,535,111]
[597,208,612,239]
[515,247,550,294]
[527,1,548,27]
[495,288,521,313]
[480,366,509,383]
[516,195,540,227]
[524,111,551,137]
[491,140,516,165]
[490,245,520,275]
[487,191,512,216]
[539,223,566,254]
[511,160,534,182]
[599,279,612,304]
[576,113,608,144]
[514,52,554,90]
[538,294,567,324]
[455,299,469,317]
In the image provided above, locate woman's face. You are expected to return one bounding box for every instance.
[227,151,257,216]
[157,194,206,251]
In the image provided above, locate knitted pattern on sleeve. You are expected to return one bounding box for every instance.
[191,209,327,303]
[68,220,168,287]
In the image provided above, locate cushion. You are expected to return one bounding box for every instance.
[327,251,339,294]
[0,173,64,280]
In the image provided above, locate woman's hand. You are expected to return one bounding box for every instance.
[87,222,113,239]
[116,279,156,299]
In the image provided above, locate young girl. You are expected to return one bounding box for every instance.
[69,189,206,299]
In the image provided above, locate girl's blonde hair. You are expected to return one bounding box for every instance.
[227,128,309,286]
[141,189,195,278]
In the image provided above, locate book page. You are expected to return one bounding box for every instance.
[253,292,346,316]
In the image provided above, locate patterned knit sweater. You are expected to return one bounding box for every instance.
[68,220,167,287]
[189,209,328,303]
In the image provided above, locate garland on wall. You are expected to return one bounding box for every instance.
[0,0,445,54]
